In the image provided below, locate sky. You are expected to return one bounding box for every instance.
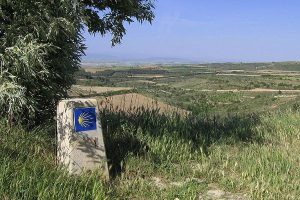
[82,0,300,63]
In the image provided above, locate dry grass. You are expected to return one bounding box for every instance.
[188,88,300,93]
[250,88,300,92]
[69,85,188,116]
[129,75,165,78]
[97,93,189,116]
[83,68,110,73]
[135,80,156,84]
[217,70,300,77]
[71,85,132,95]
[216,74,261,77]
[255,70,300,76]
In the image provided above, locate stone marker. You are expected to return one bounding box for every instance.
[57,98,109,179]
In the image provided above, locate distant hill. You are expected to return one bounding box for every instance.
[81,54,201,67]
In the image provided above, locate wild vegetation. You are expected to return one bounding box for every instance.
[1,103,299,199]
[0,62,298,199]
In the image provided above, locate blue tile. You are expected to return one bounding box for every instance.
[74,107,97,132]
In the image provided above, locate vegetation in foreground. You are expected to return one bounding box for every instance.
[1,105,299,199]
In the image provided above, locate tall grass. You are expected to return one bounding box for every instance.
[0,105,299,199]
[101,105,300,199]
[0,120,108,200]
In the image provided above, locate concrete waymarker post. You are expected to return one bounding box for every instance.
[57,99,109,179]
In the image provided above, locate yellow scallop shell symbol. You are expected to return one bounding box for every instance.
[78,112,93,127]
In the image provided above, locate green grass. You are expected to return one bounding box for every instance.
[0,121,108,199]
[1,104,300,199]
[103,107,300,199]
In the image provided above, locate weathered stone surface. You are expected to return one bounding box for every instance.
[57,98,109,179]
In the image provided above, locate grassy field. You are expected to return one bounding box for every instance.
[1,106,300,199]
[2,62,300,199]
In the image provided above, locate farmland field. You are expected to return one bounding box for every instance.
[97,93,189,116]
[69,85,133,97]
[76,62,300,116]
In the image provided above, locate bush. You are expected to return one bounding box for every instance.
[0,0,154,125]
[0,1,83,125]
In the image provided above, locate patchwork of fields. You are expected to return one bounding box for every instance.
[75,62,300,116]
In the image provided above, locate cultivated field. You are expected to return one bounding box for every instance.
[75,62,300,116]
[97,93,189,116]
[69,85,132,97]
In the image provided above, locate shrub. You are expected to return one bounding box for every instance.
[0,0,154,125]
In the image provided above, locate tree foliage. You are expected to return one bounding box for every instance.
[0,0,155,126]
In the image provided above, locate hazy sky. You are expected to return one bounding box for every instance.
[82,0,300,62]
